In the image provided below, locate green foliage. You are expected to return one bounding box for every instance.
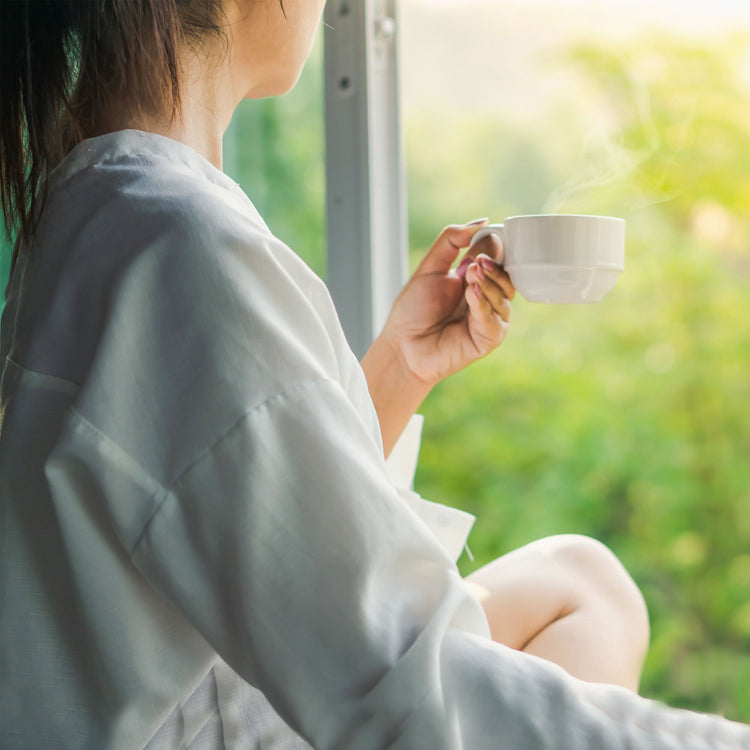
[413,33,750,720]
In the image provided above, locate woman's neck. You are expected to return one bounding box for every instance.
[91,37,244,170]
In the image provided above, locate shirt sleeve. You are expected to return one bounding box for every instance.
[127,377,750,750]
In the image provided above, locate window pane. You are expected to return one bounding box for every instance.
[223,35,326,279]
[403,0,750,722]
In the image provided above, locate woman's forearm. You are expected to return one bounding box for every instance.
[360,335,433,458]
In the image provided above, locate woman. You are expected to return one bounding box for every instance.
[1,1,747,747]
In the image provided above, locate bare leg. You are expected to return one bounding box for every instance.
[465,534,650,692]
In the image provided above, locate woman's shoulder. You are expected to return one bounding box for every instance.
[44,131,323,311]
[28,131,359,468]
[47,130,268,257]
[49,148,347,483]
[89,136,270,251]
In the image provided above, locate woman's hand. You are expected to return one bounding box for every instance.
[361,220,515,456]
[381,220,515,387]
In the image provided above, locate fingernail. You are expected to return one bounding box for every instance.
[475,264,486,281]
[464,217,489,227]
[456,256,472,278]
[480,257,497,272]
[473,283,483,298]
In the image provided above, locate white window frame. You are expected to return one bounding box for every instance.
[323,0,407,358]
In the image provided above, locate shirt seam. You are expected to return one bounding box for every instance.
[48,133,239,197]
[43,145,267,243]
[171,377,332,488]
[3,355,81,394]
[122,377,333,556]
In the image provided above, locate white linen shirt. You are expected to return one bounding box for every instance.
[1,130,748,749]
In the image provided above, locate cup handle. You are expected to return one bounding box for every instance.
[469,224,505,263]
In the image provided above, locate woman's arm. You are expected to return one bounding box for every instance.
[360,334,432,457]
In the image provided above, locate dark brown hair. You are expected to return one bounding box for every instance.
[0,0,230,254]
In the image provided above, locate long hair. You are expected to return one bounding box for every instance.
[0,0,229,256]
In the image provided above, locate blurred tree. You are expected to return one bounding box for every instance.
[413,33,750,720]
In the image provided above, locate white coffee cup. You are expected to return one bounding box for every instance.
[470,214,625,303]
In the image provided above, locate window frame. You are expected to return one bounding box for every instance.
[323,0,407,358]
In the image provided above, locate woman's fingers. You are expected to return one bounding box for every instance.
[462,256,513,353]
[454,232,504,276]
[463,280,510,356]
[417,220,490,276]
[465,258,514,322]
[472,231,504,263]
[477,255,515,300]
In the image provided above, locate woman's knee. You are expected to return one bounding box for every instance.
[541,534,650,652]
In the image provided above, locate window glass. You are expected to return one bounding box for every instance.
[404,0,750,721]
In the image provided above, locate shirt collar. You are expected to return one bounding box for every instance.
[47,128,244,199]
